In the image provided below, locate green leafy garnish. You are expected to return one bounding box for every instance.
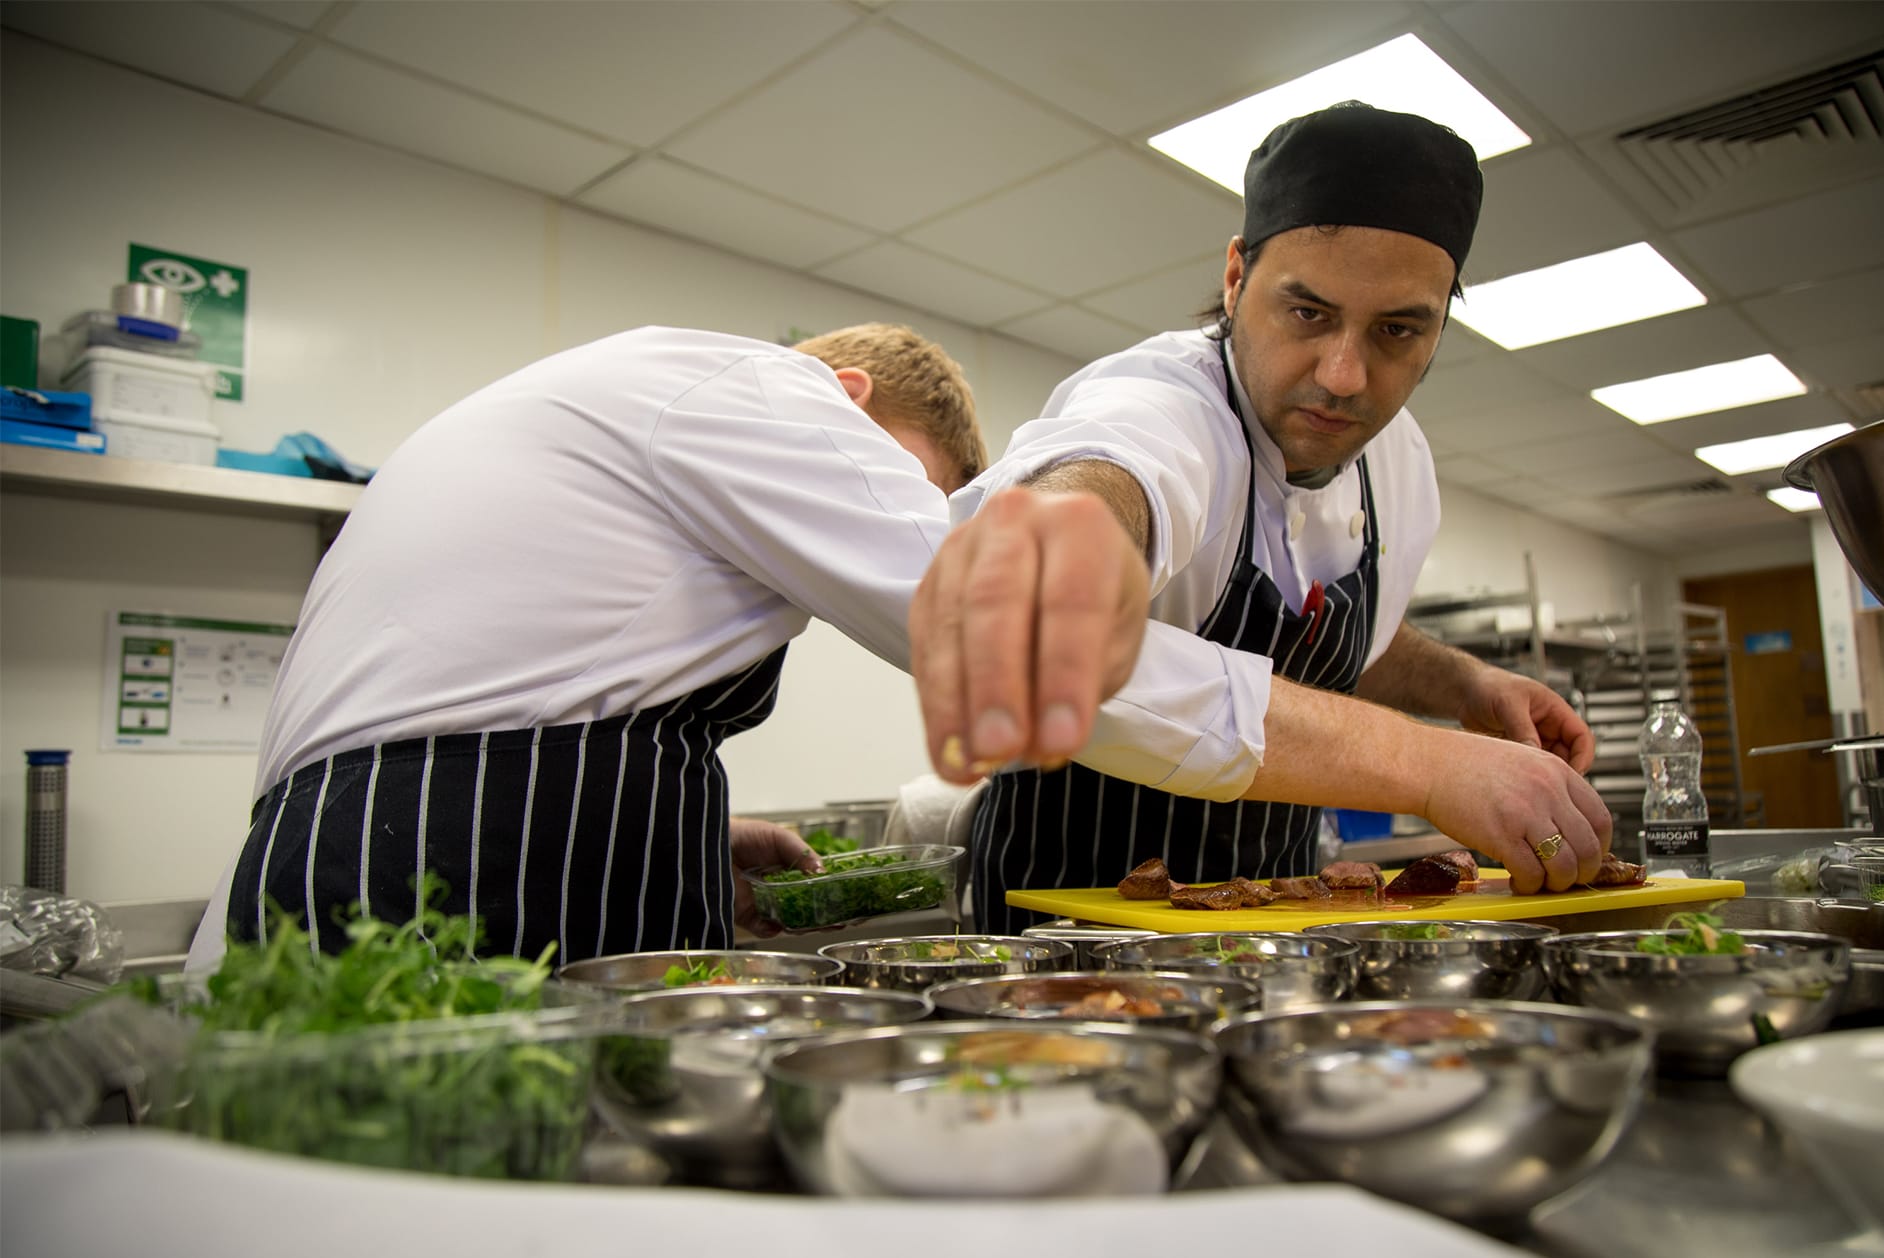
[661,958,734,988]
[1192,936,1260,963]
[1636,907,1748,957]
[757,850,947,929]
[803,828,859,856]
[132,877,590,1180]
[1381,923,1452,941]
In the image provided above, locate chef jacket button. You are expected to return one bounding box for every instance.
[1288,510,1305,540]
[1350,511,1365,538]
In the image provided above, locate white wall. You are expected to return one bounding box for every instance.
[0,37,1686,903]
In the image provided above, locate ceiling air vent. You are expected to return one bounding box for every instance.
[1610,48,1884,219]
[1600,477,1732,503]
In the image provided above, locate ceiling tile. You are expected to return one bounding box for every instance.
[1466,145,1651,284]
[1741,268,1884,351]
[1492,428,1675,478]
[665,24,1096,234]
[261,46,632,197]
[1430,452,1511,486]
[2,0,296,98]
[1670,175,1884,298]
[1429,324,1500,371]
[227,1,332,30]
[1410,355,1575,423]
[905,149,1236,296]
[889,0,1416,137]
[579,155,871,271]
[1415,392,1639,456]
[815,242,1050,327]
[1637,392,1857,454]
[1439,0,1884,136]
[1783,332,1884,391]
[1516,305,1770,393]
[997,305,1144,363]
[328,0,856,147]
[1077,253,1222,334]
[1546,452,1716,497]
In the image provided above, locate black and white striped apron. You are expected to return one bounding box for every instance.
[224,648,787,963]
[971,345,1383,935]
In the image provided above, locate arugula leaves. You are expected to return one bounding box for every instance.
[661,958,734,988]
[1636,908,1748,957]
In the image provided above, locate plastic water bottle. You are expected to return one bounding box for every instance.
[1639,702,1709,877]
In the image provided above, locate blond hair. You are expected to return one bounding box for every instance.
[793,323,986,486]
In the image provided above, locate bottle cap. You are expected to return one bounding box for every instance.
[25,750,71,766]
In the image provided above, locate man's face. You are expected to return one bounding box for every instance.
[1223,226,1453,474]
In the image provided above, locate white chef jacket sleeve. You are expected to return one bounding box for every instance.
[952,375,1226,600]
[648,352,946,672]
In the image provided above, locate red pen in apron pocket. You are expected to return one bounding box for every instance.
[1302,579,1327,645]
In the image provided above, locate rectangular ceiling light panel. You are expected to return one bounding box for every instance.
[1592,354,1808,425]
[1149,34,1531,192]
[1695,423,1853,476]
[1450,243,1706,349]
[1765,487,1822,512]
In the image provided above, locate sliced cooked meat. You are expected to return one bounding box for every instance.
[1227,876,1279,907]
[1433,849,1479,878]
[1268,875,1333,900]
[1169,883,1246,911]
[1118,857,1172,900]
[1383,856,1465,897]
[1589,854,1648,887]
[1318,860,1385,892]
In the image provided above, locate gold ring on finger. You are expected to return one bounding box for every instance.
[1534,833,1564,861]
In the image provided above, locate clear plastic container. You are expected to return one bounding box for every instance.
[144,977,611,1180]
[742,843,963,932]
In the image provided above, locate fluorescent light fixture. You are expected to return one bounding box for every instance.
[1695,423,1853,476]
[1766,487,1821,512]
[1449,243,1706,349]
[1149,34,1530,191]
[1592,354,1808,424]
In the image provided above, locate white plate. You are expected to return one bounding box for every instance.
[1731,1029,1884,1231]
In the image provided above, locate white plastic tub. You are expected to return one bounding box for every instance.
[62,347,220,465]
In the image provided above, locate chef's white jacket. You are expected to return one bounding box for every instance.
[255,327,1271,805]
[954,329,1442,706]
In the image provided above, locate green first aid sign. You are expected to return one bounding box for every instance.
[128,243,248,402]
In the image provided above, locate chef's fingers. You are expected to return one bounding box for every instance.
[1536,696,1599,774]
[1030,494,1145,760]
[909,525,977,783]
[956,488,1042,767]
[1491,688,1543,752]
[1502,832,1548,895]
[1570,771,1614,860]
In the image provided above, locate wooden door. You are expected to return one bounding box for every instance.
[1682,565,1842,828]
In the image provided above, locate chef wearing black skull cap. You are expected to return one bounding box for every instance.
[914,102,1612,930]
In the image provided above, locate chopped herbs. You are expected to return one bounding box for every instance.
[139,880,593,1180]
[905,940,1013,962]
[1636,908,1748,957]
[754,849,950,930]
[803,827,860,856]
[662,958,734,988]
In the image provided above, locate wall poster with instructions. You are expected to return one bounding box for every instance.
[100,611,292,753]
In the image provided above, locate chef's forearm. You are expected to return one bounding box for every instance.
[1025,459,1152,559]
[1237,674,1472,815]
[1352,621,1489,719]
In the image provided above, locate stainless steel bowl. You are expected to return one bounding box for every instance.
[1542,930,1852,1076]
[764,1019,1222,1196]
[1841,948,1884,1025]
[924,971,1257,1032]
[1786,419,1882,602]
[818,935,1072,993]
[556,949,842,992]
[1094,932,1359,1010]
[1021,920,1161,968]
[1303,920,1557,1001]
[591,985,930,1188]
[1212,1001,1652,1227]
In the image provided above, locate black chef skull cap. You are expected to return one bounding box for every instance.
[1241,101,1483,280]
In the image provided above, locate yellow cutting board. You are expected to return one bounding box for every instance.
[1006,870,1746,933]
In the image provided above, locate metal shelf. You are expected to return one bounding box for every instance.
[0,444,362,523]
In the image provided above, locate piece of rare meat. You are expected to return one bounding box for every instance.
[1432,849,1479,882]
[1268,876,1332,899]
[1227,876,1278,907]
[1318,861,1385,892]
[1118,858,1173,900]
[1383,856,1465,897]
[1169,883,1246,911]
[1589,854,1648,887]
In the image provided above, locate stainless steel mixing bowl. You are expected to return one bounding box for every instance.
[763,1019,1222,1196]
[1212,1001,1652,1227]
[1303,920,1557,1001]
[1093,932,1359,1010]
[1541,930,1852,1076]
[924,970,1258,1032]
[556,949,842,992]
[817,935,1072,993]
[1786,418,1882,601]
[590,984,930,1188]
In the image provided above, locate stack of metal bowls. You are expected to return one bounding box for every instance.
[817,935,1071,993]
[1304,920,1556,1001]
[1093,931,1358,1010]
[1211,1001,1653,1228]
[591,985,929,1188]
[763,1020,1223,1197]
[925,971,1258,1033]
[1541,930,1852,1075]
